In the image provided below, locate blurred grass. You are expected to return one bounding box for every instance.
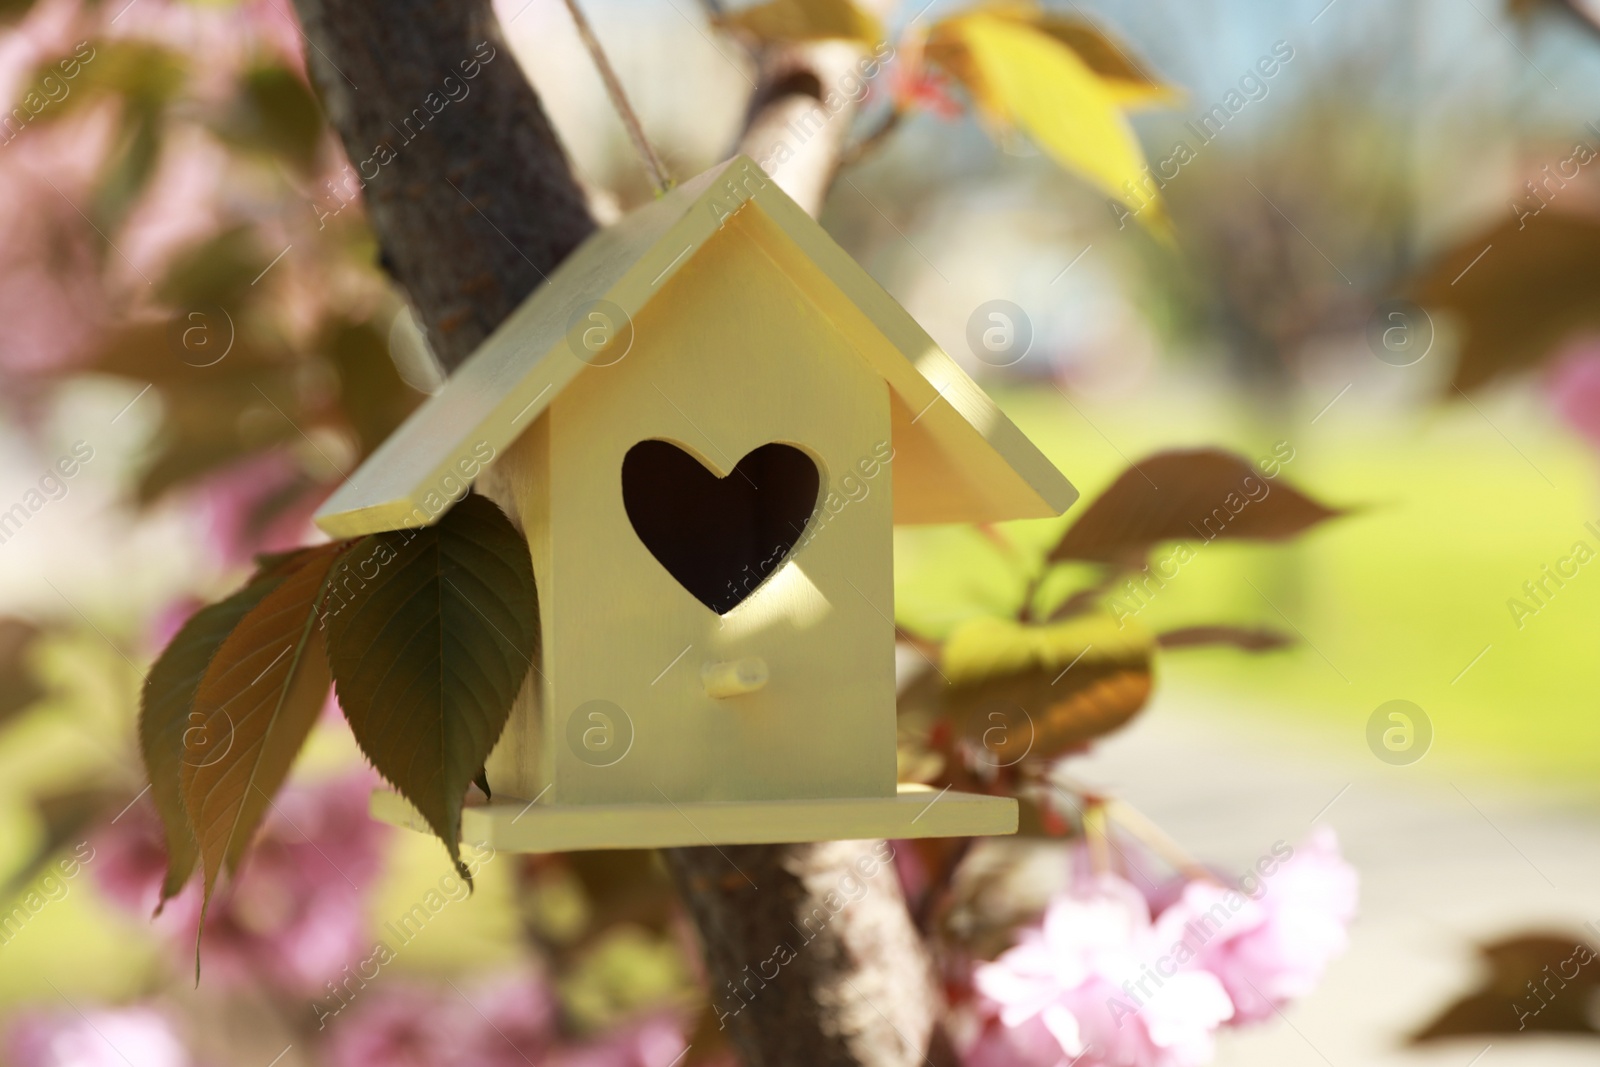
[898,380,1600,790]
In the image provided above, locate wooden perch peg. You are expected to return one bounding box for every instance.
[702,656,770,698]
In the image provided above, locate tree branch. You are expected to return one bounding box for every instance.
[736,40,867,215]
[292,4,944,1064]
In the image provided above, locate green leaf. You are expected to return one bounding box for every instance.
[1048,448,1342,564]
[941,613,1149,685]
[92,112,162,236]
[320,315,424,457]
[138,574,284,907]
[325,495,537,881]
[214,64,325,173]
[38,40,187,119]
[179,543,343,943]
[2,787,116,904]
[157,226,271,309]
[0,618,46,727]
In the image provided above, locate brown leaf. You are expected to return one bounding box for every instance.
[1410,212,1600,390]
[1156,625,1294,652]
[944,663,1152,765]
[1506,0,1600,36]
[1049,449,1341,564]
[1412,932,1600,1040]
[179,542,343,932]
[139,568,292,908]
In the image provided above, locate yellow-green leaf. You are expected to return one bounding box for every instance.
[937,613,1154,760]
[991,8,1181,110]
[926,11,1166,230]
[941,613,1150,686]
[716,0,884,45]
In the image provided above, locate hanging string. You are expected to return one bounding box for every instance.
[558,0,673,194]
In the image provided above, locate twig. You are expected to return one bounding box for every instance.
[1082,800,1112,875]
[840,108,903,167]
[1105,798,1220,885]
[1047,565,1128,622]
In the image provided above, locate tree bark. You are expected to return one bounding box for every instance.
[664,841,955,1067]
[292,3,947,1064]
[291,0,596,373]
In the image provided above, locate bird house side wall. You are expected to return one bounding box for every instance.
[479,415,554,803]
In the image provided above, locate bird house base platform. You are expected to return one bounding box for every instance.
[370,784,1017,853]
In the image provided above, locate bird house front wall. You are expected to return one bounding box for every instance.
[495,210,901,807]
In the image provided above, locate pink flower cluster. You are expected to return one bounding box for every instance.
[1548,338,1600,449]
[2,978,690,1067]
[967,828,1357,1067]
[91,770,388,993]
[325,976,686,1067]
[7,1006,193,1067]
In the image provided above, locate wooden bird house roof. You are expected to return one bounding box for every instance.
[314,156,1076,539]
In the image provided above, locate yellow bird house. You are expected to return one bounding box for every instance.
[314,156,1077,853]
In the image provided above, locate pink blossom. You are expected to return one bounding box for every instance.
[145,596,203,656]
[1156,828,1357,1024]
[1547,338,1600,449]
[971,874,1233,1067]
[0,118,115,374]
[6,1005,192,1067]
[116,131,231,283]
[190,451,324,566]
[92,769,387,992]
[327,984,465,1067]
[327,970,566,1067]
[456,969,559,1067]
[551,1014,689,1067]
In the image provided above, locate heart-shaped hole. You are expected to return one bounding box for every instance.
[622,440,821,614]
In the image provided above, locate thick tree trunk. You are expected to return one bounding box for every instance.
[291,3,947,1064]
[664,841,955,1067]
[291,0,596,372]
